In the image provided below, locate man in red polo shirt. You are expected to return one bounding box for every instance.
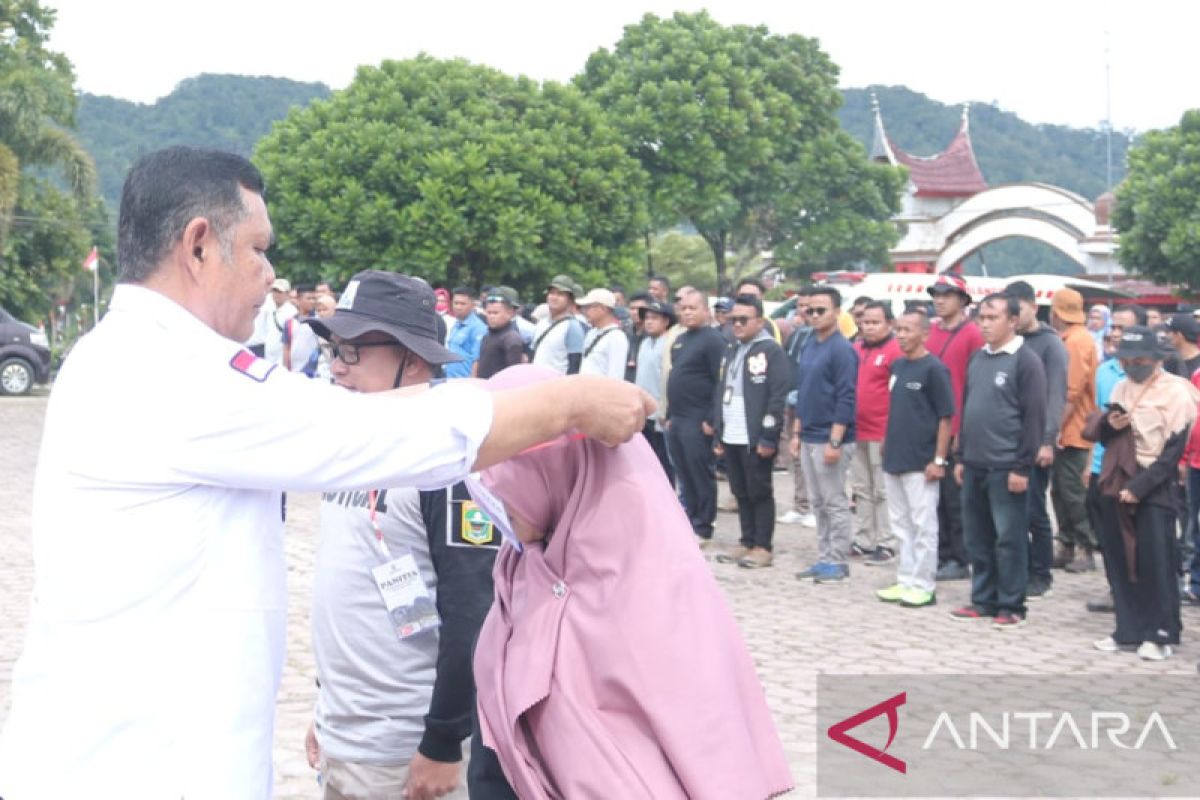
[925,274,984,581]
[852,301,902,564]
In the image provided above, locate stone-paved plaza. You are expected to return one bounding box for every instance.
[1,391,1197,798]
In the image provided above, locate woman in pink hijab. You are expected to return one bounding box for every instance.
[471,364,793,799]
[434,287,451,314]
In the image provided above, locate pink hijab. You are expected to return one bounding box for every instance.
[434,287,451,314]
[473,365,793,799]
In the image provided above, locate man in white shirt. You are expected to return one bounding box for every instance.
[579,288,629,379]
[0,146,654,800]
[263,277,296,365]
[282,282,320,376]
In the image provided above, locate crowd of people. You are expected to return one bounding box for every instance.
[5,143,1199,800]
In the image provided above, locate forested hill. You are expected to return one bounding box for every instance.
[840,85,1130,201]
[76,74,331,212]
[74,76,1130,223]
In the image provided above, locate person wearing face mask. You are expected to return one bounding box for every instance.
[1089,326,1200,661]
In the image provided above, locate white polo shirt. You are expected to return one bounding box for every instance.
[0,284,493,800]
[580,323,629,379]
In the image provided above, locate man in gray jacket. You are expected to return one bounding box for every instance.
[1006,280,1067,599]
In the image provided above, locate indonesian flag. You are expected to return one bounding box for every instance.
[82,246,99,273]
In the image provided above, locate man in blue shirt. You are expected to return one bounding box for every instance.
[445,287,486,378]
[790,286,859,583]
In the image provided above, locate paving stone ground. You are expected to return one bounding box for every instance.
[1,393,1196,798]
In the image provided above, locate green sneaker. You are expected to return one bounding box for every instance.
[876,584,906,603]
[899,587,936,608]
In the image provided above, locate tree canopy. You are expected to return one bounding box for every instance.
[1113,109,1200,289]
[577,11,903,290]
[1,0,102,321]
[255,56,648,295]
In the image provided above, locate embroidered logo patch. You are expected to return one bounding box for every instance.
[994,371,1008,387]
[747,352,767,376]
[230,350,276,382]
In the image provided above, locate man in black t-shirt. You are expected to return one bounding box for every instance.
[876,310,955,609]
[667,288,727,545]
[474,287,527,380]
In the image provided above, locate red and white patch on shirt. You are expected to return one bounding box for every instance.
[229,350,276,383]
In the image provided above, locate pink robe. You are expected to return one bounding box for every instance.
[474,365,793,799]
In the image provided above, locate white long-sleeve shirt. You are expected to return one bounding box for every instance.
[0,284,493,800]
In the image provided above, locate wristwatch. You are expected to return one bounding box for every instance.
[933,456,948,467]
[828,438,842,449]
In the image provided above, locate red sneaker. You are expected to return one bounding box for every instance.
[992,611,1026,629]
[949,605,991,621]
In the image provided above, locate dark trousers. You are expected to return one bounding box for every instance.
[937,454,969,567]
[1052,446,1095,550]
[1188,467,1200,592]
[723,443,776,551]
[962,466,1030,616]
[1026,463,1053,584]
[1097,497,1182,645]
[668,417,716,538]
[642,422,675,487]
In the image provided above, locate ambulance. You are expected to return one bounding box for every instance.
[769,271,1132,321]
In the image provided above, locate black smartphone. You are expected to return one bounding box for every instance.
[1108,401,1127,414]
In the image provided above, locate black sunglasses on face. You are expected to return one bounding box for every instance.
[329,341,395,365]
[729,315,754,325]
[805,307,830,316]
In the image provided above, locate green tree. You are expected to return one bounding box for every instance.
[0,0,100,320]
[255,56,649,295]
[1113,109,1200,288]
[577,11,902,291]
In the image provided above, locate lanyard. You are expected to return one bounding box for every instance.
[368,490,391,559]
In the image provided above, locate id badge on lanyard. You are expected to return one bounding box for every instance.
[367,490,440,640]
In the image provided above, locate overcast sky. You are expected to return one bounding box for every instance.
[44,0,1195,133]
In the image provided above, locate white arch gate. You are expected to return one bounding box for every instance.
[930,183,1119,276]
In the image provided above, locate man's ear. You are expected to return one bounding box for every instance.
[180,217,212,280]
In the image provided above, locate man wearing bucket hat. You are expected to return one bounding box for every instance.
[926,274,985,581]
[532,274,586,375]
[635,299,676,483]
[304,270,500,799]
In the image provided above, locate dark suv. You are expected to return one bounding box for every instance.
[0,305,52,395]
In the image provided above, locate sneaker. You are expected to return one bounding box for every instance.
[1052,545,1076,569]
[849,543,871,558]
[813,563,850,584]
[1137,642,1174,661]
[950,605,991,621]
[715,545,751,564]
[695,535,713,551]
[1093,636,1119,652]
[738,547,773,569]
[776,509,805,524]
[1064,551,1097,573]
[876,584,906,603]
[992,611,1026,629]
[863,546,895,566]
[1086,595,1115,613]
[1182,588,1200,606]
[797,512,816,527]
[1026,579,1053,601]
[795,562,827,580]
[936,561,970,581]
[899,587,936,608]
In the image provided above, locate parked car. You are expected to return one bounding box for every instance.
[0,306,52,395]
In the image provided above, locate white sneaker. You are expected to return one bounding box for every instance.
[777,509,805,524]
[1136,642,1174,661]
[798,512,817,527]
[1093,636,1119,653]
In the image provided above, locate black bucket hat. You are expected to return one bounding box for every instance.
[638,299,677,325]
[305,270,462,366]
[1114,326,1164,361]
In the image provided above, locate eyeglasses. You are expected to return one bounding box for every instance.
[329,341,395,365]
[729,315,754,326]
[804,307,830,317]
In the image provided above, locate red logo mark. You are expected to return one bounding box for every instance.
[827,692,907,774]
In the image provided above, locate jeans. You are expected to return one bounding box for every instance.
[962,466,1031,616]
[851,440,894,552]
[724,443,777,550]
[885,471,940,592]
[800,441,856,566]
[1026,463,1053,584]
